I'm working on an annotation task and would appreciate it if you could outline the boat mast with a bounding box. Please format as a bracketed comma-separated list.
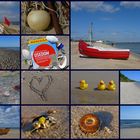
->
[90, 22, 93, 46]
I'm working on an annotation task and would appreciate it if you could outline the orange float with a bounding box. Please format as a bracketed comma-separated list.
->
[79, 114, 100, 133]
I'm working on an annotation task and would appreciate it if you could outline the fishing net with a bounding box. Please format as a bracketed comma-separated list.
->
[21, 1, 69, 33]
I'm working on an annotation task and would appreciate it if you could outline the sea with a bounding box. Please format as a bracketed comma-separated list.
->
[114, 42, 140, 55]
[0, 47, 19, 51]
[121, 120, 140, 129]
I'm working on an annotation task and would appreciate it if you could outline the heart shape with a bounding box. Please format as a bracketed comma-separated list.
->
[29, 75, 53, 101]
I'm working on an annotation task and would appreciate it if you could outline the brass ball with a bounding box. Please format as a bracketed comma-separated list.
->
[79, 114, 100, 133]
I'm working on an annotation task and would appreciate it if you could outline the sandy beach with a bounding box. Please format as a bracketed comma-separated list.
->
[22, 71, 69, 104]
[71, 71, 119, 104]
[22, 106, 69, 139]
[0, 71, 20, 104]
[71, 42, 140, 69]
[121, 128, 140, 138]
[21, 36, 69, 69]
[71, 106, 119, 139]
[121, 82, 140, 104]
[0, 129, 19, 139]
[0, 49, 20, 69]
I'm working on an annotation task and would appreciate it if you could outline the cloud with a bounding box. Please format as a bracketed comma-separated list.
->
[120, 1, 140, 8]
[71, 2, 120, 13]
[0, 2, 19, 7]
[0, 106, 20, 128]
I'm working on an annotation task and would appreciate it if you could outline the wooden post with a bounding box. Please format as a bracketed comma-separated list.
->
[47, 1, 63, 34]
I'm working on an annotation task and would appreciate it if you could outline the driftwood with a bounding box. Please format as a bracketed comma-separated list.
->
[47, 1, 63, 34]
[0, 128, 10, 135]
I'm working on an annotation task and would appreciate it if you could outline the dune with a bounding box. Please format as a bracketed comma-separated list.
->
[121, 82, 140, 104]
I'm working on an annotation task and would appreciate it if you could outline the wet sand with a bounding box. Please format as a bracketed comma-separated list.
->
[121, 128, 140, 138]
[71, 71, 119, 104]
[71, 106, 119, 139]
[22, 106, 69, 139]
[121, 82, 140, 104]
[71, 42, 140, 69]
[0, 129, 19, 139]
[22, 71, 69, 104]
[21, 36, 69, 69]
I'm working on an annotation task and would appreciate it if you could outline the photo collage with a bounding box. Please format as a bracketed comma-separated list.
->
[0, 1, 140, 139]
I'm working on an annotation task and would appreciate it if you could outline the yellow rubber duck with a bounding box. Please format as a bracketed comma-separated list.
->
[98, 80, 106, 90]
[80, 80, 88, 90]
[107, 80, 116, 91]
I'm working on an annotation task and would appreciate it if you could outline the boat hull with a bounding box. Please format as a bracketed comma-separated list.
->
[79, 40, 130, 59]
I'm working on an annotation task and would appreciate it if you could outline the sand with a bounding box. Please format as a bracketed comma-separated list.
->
[0, 129, 19, 139]
[22, 71, 69, 104]
[71, 106, 119, 139]
[71, 71, 119, 104]
[21, 106, 69, 139]
[21, 36, 69, 69]
[121, 128, 140, 138]
[71, 42, 140, 69]
[0, 23, 19, 34]
[0, 71, 20, 104]
[0, 49, 20, 69]
[121, 82, 140, 104]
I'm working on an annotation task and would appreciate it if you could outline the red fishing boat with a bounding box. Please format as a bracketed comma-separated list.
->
[79, 40, 130, 59]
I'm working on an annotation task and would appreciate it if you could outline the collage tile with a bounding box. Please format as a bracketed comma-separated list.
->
[0, 1, 139, 139]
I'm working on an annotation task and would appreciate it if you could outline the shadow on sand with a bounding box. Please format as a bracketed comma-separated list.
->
[94, 111, 113, 130]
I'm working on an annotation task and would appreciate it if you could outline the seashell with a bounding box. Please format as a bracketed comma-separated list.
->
[3, 91, 10, 97]
[46, 36, 59, 43]
[22, 49, 31, 59]
[79, 114, 100, 133]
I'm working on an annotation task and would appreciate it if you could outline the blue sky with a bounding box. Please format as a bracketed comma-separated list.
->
[71, 1, 140, 42]
[0, 106, 20, 128]
[121, 106, 140, 120]
[0, 1, 19, 22]
[121, 71, 140, 81]
[0, 36, 20, 48]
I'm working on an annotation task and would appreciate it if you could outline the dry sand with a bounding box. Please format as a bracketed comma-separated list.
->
[21, 106, 69, 139]
[71, 42, 140, 69]
[22, 71, 69, 104]
[121, 128, 140, 138]
[0, 129, 19, 139]
[21, 36, 69, 69]
[0, 49, 20, 69]
[0, 71, 20, 104]
[71, 106, 119, 139]
[121, 82, 140, 104]
[71, 71, 119, 104]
